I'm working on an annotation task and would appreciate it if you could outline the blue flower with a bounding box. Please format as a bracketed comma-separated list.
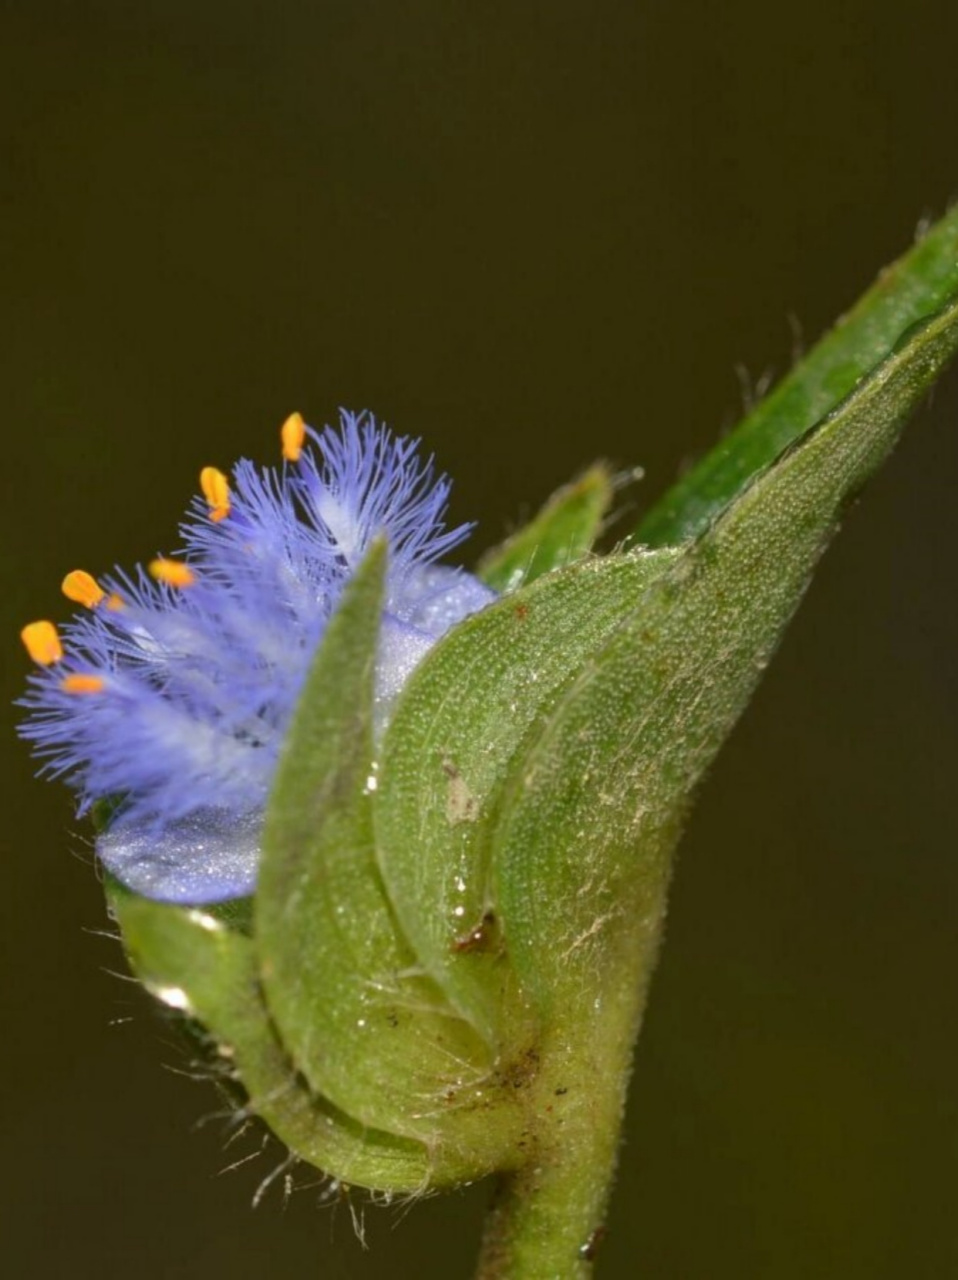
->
[18, 410, 495, 904]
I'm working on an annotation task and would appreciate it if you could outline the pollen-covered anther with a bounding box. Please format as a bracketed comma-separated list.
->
[21, 620, 64, 665]
[149, 558, 195, 588]
[200, 466, 231, 522]
[281, 411, 306, 463]
[105, 593, 125, 611]
[62, 569, 106, 609]
[61, 673, 106, 695]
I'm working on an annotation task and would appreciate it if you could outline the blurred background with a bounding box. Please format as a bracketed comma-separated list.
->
[2, 2, 957, 1276]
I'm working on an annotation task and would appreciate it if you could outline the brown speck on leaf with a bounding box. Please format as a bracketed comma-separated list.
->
[443, 755, 480, 823]
[495, 1046, 541, 1093]
[452, 910, 496, 953]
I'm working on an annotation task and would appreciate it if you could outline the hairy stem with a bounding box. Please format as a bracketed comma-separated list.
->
[473, 917, 664, 1279]
[473, 1095, 623, 1279]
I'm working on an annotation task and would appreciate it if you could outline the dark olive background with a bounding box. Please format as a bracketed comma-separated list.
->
[2, 3, 957, 1277]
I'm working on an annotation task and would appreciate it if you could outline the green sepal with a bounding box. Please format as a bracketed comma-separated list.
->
[255, 540, 527, 1172]
[90, 795, 125, 834]
[376, 546, 679, 1042]
[477, 463, 615, 592]
[108, 881, 431, 1192]
[636, 204, 958, 547]
[494, 295, 958, 1023]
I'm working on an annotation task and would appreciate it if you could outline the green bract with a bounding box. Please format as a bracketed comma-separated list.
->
[110, 207, 958, 1276]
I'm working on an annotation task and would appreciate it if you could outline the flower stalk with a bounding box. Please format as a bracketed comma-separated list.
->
[474, 914, 667, 1280]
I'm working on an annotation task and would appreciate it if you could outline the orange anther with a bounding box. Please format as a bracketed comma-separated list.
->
[281, 411, 306, 463]
[61, 673, 105, 695]
[149, 558, 195, 588]
[200, 465, 231, 522]
[21, 620, 63, 665]
[62, 570, 106, 609]
[105, 593, 125, 611]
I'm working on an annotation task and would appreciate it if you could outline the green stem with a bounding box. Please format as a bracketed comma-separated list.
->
[474, 923, 663, 1279]
[473, 1094, 623, 1280]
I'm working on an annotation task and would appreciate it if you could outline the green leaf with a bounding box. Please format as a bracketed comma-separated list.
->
[494, 296, 958, 1020]
[636, 204, 958, 547]
[110, 884, 430, 1191]
[255, 541, 521, 1170]
[376, 546, 680, 1042]
[477, 463, 615, 592]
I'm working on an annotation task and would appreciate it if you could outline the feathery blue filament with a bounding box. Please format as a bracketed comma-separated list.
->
[18, 411, 495, 903]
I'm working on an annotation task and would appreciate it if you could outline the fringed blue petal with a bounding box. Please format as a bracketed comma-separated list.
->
[18, 410, 495, 902]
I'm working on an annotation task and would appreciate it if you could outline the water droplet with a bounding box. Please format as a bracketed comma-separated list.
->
[579, 1225, 606, 1261]
[186, 909, 223, 932]
[153, 985, 191, 1012]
